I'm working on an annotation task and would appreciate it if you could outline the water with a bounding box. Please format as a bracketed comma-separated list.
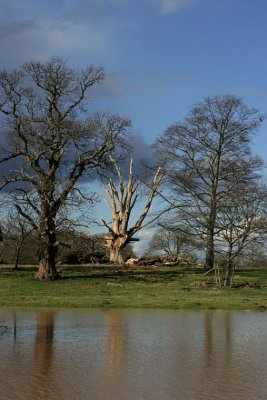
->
[0, 309, 266, 400]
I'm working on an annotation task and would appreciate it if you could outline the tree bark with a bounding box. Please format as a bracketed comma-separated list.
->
[13, 246, 22, 270]
[223, 259, 234, 287]
[107, 235, 127, 264]
[109, 247, 125, 264]
[36, 233, 59, 280]
[205, 227, 215, 270]
[36, 257, 59, 280]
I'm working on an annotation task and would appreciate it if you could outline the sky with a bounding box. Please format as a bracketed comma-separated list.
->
[1, 0, 267, 254]
[1, 0, 267, 148]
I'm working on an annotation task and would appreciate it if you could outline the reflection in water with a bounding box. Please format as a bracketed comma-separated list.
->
[204, 311, 232, 368]
[106, 311, 124, 377]
[204, 311, 213, 365]
[201, 312, 234, 399]
[32, 311, 55, 399]
[101, 311, 127, 400]
[224, 312, 232, 367]
[13, 310, 17, 341]
[35, 311, 54, 375]
[0, 309, 266, 400]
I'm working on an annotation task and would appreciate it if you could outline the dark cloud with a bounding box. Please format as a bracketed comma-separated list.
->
[78, 132, 157, 184]
[127, 133, 156, 174]
[104, 133, 158, 183]
[0, 130, 157, 190]
[0, 1, 118, 68]
[0, 20, 38, 40]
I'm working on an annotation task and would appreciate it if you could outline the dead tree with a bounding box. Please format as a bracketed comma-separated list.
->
[102, 157, 163, 263]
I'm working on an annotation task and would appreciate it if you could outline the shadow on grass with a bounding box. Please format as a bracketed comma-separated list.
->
[0, 268, 36, 280]
[0, 264, 206, 284]
[59, 265, 193, 283]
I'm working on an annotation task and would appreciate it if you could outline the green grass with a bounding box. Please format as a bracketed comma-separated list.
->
[0, 264, 267, 311]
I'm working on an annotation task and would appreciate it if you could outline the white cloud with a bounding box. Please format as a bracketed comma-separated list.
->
[0, 17, 116, 68]
[133, 229, 155, 256]
[149, 0, 200, 14]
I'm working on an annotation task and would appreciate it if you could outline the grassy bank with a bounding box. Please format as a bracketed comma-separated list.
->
[0, 265, 267, 311]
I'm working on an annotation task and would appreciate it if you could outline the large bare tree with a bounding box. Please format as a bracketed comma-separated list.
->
[102, 157, 163, 263]
[155, 95, 264, 269]
[0, 58, 130, 279]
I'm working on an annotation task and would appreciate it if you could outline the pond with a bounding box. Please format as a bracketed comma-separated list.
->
[0, 309, 266, 400]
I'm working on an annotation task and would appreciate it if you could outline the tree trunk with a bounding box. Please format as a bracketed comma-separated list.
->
[36, 258, 59, 280]
[223, 243, 235, 287]
[107, 235, 127, 264]
[109, 247, 125, 264]
[223, 259, 234, 287]
[205, 181, 218, 270]
[36, 236, 59, 280]
[205, 228, 214, 270]
[13, 245, 22, 270]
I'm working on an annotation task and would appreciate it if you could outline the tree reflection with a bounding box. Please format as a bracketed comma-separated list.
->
[204, 311, 232, 368]
[202, 310, 233, 396]
[32, 310, 56, 398]
[35, 311, 54, 373]
[106, 311, 125, 379]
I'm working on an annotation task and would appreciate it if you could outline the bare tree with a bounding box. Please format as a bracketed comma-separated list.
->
[155, 94, 264, 270]
[102, 157, 163, 263]
[216, 185, 267, 286]
[0, 58, 130, 279]
[57, 230, 108, 264]
[0, 210, 33, 269]
[146, 223, 203, 261]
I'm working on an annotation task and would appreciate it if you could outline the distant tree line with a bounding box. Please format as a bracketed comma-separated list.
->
[0, 228, 135, 267]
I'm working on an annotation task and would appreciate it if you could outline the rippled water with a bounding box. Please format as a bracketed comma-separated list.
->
[0, 309, 266, 400]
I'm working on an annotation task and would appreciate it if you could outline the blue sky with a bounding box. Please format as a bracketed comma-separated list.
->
[1, 0, 267, 253]
[0, 0, 266, 152]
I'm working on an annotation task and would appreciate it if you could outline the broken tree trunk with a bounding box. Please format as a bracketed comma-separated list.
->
[102, 157, 163, 264]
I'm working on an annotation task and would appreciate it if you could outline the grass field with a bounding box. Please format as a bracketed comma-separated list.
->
[0, 264, 267, 310]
